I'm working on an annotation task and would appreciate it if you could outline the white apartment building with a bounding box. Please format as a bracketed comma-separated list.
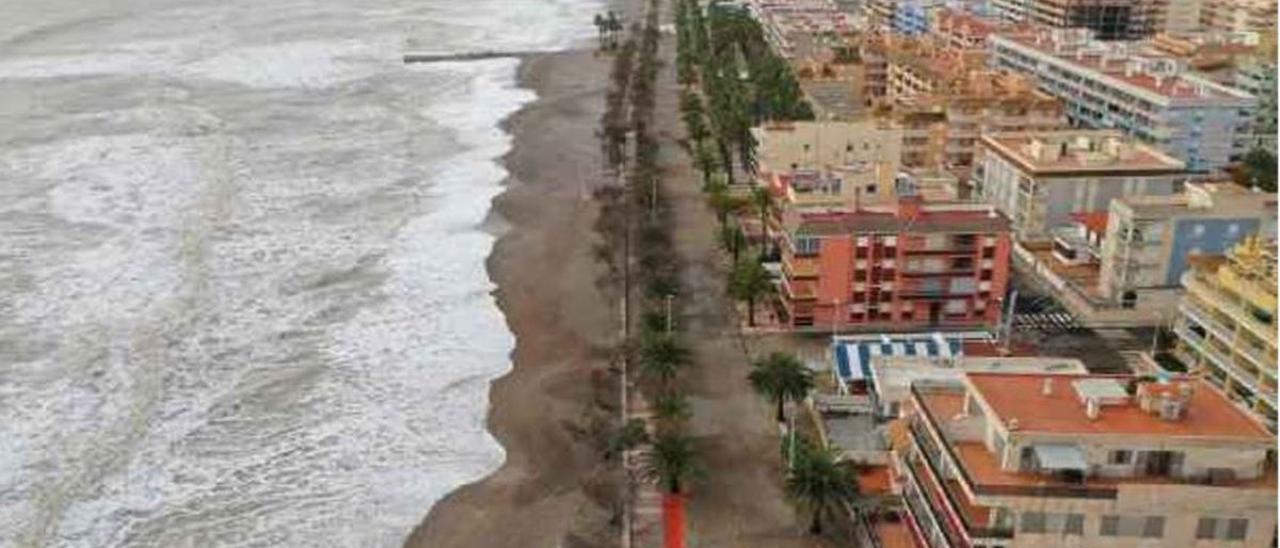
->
[978, 130, 1185, 239]
[989, 29, 1259, 172]
[896, 372, 1277, 548]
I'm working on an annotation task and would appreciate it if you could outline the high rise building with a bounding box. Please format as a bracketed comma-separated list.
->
[989, 0, 1163, 40]
[989, 28, 1259, 171]
[1172, 236, 1278, 430]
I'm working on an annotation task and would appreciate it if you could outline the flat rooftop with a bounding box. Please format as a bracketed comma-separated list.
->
[994, 31, 1255, 102]
[981, 131, 1186, 175]
[796, 208, 1010, 236]
[968, 373, 1274, 440]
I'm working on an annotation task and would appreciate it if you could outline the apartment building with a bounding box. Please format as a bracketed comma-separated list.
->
[779, 197, 1012, 330]
[989, 0, 1162, 40]
[1172, 236, 1277, 429]
[1096, 182, 1277, 304]
[895, 372, 1277, 548]
[1200, 0, 1278, 34]
[881, 72, 1066, 181]
[1149, 31, 1278, 154]
[989, 28, 1259, 172]
[753, 120, 904, 174]
[1161, 0, 1205, 33]
[978, 130, 1184, 239]
[935, 8, 1003, 49]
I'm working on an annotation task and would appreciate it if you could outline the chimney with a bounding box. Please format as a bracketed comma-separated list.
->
[1042, 377, 1054, 396]
[1085, 397, 1101, 421]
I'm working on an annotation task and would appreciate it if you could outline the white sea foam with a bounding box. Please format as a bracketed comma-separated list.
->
[0, 0, 600, 546]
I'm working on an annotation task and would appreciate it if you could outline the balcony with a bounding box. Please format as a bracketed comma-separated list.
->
[785, 256, 820, 279]
[1174, 324, 1277, 409]
[1184, 272, 1276, 346]
[906, 424, 1015, 543]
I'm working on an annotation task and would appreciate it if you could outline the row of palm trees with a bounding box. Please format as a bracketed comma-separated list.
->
[675, 2, 865, 539]
[591, 4, 703, 546]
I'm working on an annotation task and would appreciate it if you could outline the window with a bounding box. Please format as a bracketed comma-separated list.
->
[1064, 514, 1085, 535]
[1021, 512, 1047, 534]
[1100, 516, 1120, 536]
[1197, 517, 1250, 540]
[1197, 518, 1217, 540]
[1227, 518, 1249, 541]
[866, 184, 878, 195]
[1108, 450, 1133, 465]
[1142, 516, 1165, 538]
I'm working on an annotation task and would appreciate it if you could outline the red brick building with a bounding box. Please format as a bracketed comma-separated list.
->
[780, 198, 1013, 331]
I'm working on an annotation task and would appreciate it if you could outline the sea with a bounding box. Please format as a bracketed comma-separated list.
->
[0, 0, 599, 546]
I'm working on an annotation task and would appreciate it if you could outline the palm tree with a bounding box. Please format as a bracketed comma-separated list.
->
[639, 332, 692, 386]
[751, 185, 775, 260]
[593, 14, 606, 48]
[606, 418, 650, 460]
[643, 431, 699, 494]
[787, 440, 860, 536]
[718, 220, 746, 264]
[652, 391, 692, 425]
[644, 431, 699, 548]
[693, 140, 718, 188]
[748, 352, 814, 423]
[727, 258, 774, 327]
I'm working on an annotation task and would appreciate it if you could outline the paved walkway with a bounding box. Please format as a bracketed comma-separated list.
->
[650, 28, 836, 548]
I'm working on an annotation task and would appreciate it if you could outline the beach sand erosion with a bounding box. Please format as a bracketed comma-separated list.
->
[404, 46, 623, 548]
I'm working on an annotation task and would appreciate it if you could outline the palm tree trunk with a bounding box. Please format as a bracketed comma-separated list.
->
[775, 397, 785, 423]
[717, 140, 735, 185]
[747, 294, 756, 327]
[759, 209, 769, 261]
[809, 510, 822, 535]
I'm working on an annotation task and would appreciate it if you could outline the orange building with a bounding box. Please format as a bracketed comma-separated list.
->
[780, 198, 1013, 331]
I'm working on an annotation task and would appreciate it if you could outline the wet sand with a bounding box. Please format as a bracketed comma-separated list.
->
[404, 47, 622, 548]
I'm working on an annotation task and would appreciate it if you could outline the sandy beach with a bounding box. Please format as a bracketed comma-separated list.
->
[403, 46, 623, 548]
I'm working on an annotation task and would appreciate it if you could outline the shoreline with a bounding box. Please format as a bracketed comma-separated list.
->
[404, 44, 622, 547]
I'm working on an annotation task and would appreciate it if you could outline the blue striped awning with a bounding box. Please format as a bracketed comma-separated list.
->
[834, 334, 965, 392]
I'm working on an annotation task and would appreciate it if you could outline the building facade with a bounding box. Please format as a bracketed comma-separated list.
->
[779, 198, 1012, 330]
[1200, 0, 1278, 34]
[978, 130, 1185, 239]
[753, 120, 904, 174]
[895, 372, 1277, 548]
[1097, 182, 1277, 303]
[1172, 236, 1277, 430]
[990, 0, 1163, 40]
[989, 29, 1259, 172]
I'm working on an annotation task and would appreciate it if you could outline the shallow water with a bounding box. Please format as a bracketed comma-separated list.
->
[0, 0, 597, 545]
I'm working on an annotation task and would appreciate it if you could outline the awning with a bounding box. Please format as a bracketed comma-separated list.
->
[1033, 445, 1088, 471]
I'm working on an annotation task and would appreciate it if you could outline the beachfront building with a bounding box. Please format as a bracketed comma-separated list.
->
[1172, 236, 1278, 430]
[989, 28, 1259, 172]
[895, 372, 1278, 548]
[779, 197, 1012, 331]
[988, 0, 1163, 40]
[753, 120, 904, 174]
[977, 130, 1184, 240]
[750, 0, 854, 60]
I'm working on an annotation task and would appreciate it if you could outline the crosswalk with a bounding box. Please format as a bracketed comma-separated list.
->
[1012, 311, 1084, 332]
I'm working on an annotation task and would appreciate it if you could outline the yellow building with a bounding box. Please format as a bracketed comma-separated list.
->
[1173, 236, 1277, 429]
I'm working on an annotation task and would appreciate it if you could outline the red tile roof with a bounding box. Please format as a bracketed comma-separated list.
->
[967, 373, 1273, 440]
